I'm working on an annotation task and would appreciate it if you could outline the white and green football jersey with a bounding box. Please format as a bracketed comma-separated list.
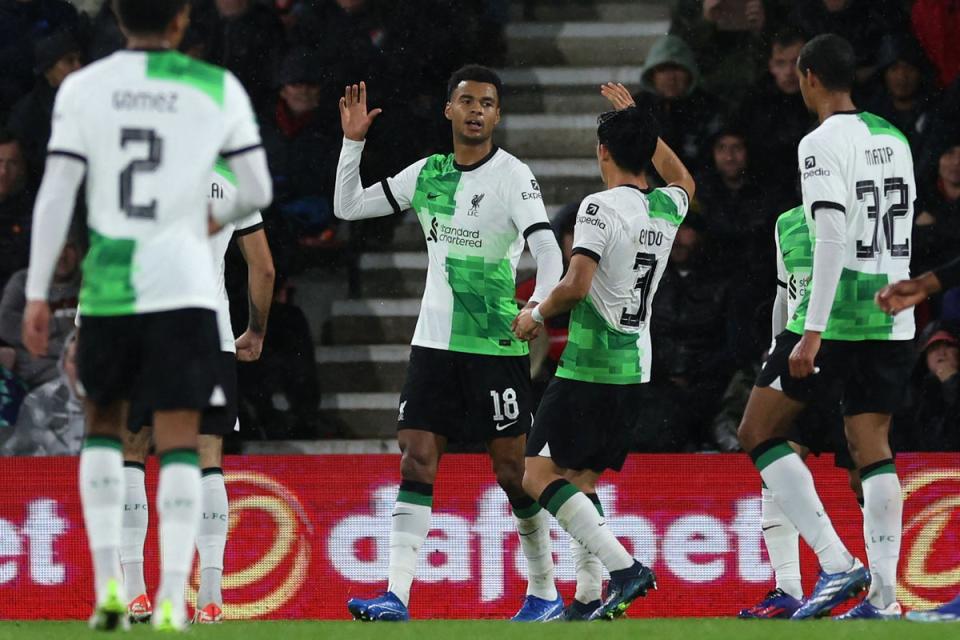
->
[556, 185, 689, 385]
[47, 49, 261, 317]
[383, 147, 552, 356]
[775, 205, 813, 323]
[209, 160, 263, 353]
[787, 111, 915, 341]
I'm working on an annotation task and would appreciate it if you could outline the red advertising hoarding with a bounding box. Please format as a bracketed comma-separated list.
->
[0, 454, 957, 619]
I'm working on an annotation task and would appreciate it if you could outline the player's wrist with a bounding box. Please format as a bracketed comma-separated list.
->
[530, 305, 545, 325]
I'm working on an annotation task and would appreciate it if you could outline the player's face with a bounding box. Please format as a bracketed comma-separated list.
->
[884, 60, 920, 101]
[0, 142, 26, 199]
[445, 81, 500, 145]
[940, 146, 960, 186]
[769, 41, 803, 94]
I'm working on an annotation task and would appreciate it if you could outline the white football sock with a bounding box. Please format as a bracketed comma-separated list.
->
[155, 452, 201, 613]
[550, 487, 633, 572]
[197, 470, 228, 608]
[762, 487, 802, 599]
[120, 464, 149, 599]
[756, 444, 853, 574]
[571, 538, 603, 603]
[861, 465, 902, 608]
[387, 492, 432, 607]
[80, 440, 125, 604]
[513, 506, 557, 601]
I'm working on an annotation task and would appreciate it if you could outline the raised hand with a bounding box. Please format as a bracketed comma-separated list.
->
[600, 82, 636, 111]
[339, 81, 383, 142]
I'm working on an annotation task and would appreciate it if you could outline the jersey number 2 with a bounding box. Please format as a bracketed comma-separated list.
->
[119, 128, 163, 220]
[620, 252, 657, 328]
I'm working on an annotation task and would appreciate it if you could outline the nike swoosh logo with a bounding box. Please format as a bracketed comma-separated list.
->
[427, 193, 440, 200]
[495, 420, 518, 431]
[762, 525, 781, 531]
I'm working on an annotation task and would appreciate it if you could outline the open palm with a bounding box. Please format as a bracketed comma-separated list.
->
[339, 81, 382, 142]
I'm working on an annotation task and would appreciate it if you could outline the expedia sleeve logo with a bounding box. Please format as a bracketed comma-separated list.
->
[585, 203, 599, 216]
[521, 179, 542, 200]
[805, 156, 816, 169]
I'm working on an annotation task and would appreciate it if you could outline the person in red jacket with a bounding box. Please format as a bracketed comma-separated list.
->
[912, 0, 960, 88]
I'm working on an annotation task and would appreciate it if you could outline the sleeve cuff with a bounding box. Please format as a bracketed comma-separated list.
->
[235, 221, 264, 237]
[523, 222, 553, 239]
[571, 247, 601, 263]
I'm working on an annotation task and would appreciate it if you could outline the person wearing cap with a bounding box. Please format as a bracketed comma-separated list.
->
[259, 47, 339, 241]
[893, 325, 960, 450]
[863, 33, 937, 155]
[7, 28, 82, 175]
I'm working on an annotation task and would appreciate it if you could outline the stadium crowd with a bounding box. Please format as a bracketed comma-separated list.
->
[0, 0, 958, 454]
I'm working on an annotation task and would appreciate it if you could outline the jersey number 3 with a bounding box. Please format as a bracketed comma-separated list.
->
[620, 252, 657, 328]
[119, 128, 163, 220]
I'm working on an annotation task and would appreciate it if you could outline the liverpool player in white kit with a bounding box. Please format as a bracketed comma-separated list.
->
[336, 67, 564, 622]
[21, 0, 271, 631]
[738, 34, 916, 620]
[515, 96, 694, 620]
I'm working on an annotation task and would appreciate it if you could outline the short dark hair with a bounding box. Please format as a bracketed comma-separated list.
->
[447, 65, 503, 102]
[797, 34, 856, 92]
[597, 107, 660, 175]
[0, 128, 22, 148]
[771, 27, 806, 52]
[112, 0, 188, 35]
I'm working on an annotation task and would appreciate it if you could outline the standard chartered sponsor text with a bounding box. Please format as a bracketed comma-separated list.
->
[437, 223, 483, 248]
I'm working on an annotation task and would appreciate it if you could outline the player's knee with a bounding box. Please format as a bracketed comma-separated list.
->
[493, 460, 524, 495]
[399, 447, 437, 484]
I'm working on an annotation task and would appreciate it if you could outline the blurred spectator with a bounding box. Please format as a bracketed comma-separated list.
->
[670, 0, 783, 109]
[790, 0, 909, 81]
[697, 129, 782, 298]
[635, 224, 734, 451]
[0, 349, 27, 431]
[8, 29, 83, 174]
[911, 0, 960, 89]
[0, 130, 33, 288]
[862, 34, 937, 156]
[0, 241, 80, 389]
[913, 133, 960, 276]
[206, 0, 286, 111]
[86, 1, 123, 61]
[896, 326, 960, 451]
[261, 48, 339, 242]
[1, 331, 83, 456]
[736, 29, 814, 189]
[0, 0, 80, 118]
[634, 35, 723, 170]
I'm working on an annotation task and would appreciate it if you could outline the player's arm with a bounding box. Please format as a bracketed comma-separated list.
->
[215, 74, 273, 226]
[23, 154, 85, 357]
[234, 223, 275, 362]
[599, 83, 695, 200]
[789, 138, 846, 378]
[514, 197, 604, 340]
[334, 81, 410, 221]
[771, 227, 789, 341]
[876, 257, 957, 315]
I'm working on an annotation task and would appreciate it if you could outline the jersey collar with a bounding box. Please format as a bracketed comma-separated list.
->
[453, 145, 499, 172]
[618, 183, 654, 194]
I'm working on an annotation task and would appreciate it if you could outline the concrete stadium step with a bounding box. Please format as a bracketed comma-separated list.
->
[316, 344, 410, 393]
[505, 21, 668, 67]
[528, 158, 602, 205]
[498, 113, 597, 158]
[509, 0, 670, 23]
[501, 66, 645, 114]
[323, 298, 419, 345]
[320, 392, 399, 438]
[358, 252, 428, 298]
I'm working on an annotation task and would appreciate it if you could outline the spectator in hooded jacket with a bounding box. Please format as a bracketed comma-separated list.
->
[896, 325, 960, 452]
[0, 130, 33, 289]
[633, 35, 723, 171]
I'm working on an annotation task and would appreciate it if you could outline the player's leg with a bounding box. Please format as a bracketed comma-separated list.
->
[194, 351, 239, 624]
[120, 423, 153, 622]
[834, 341, 913, 620]
[488, 435, 561, 620]
[563, 469, 604, 620]
[523, 379, 653, 620]
[81, 399, 130, 630]
[841, 412, 901, 617]
[194, 434, 227, 623]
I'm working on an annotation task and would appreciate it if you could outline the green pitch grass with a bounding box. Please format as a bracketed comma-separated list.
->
[1, 620, 958, 640]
